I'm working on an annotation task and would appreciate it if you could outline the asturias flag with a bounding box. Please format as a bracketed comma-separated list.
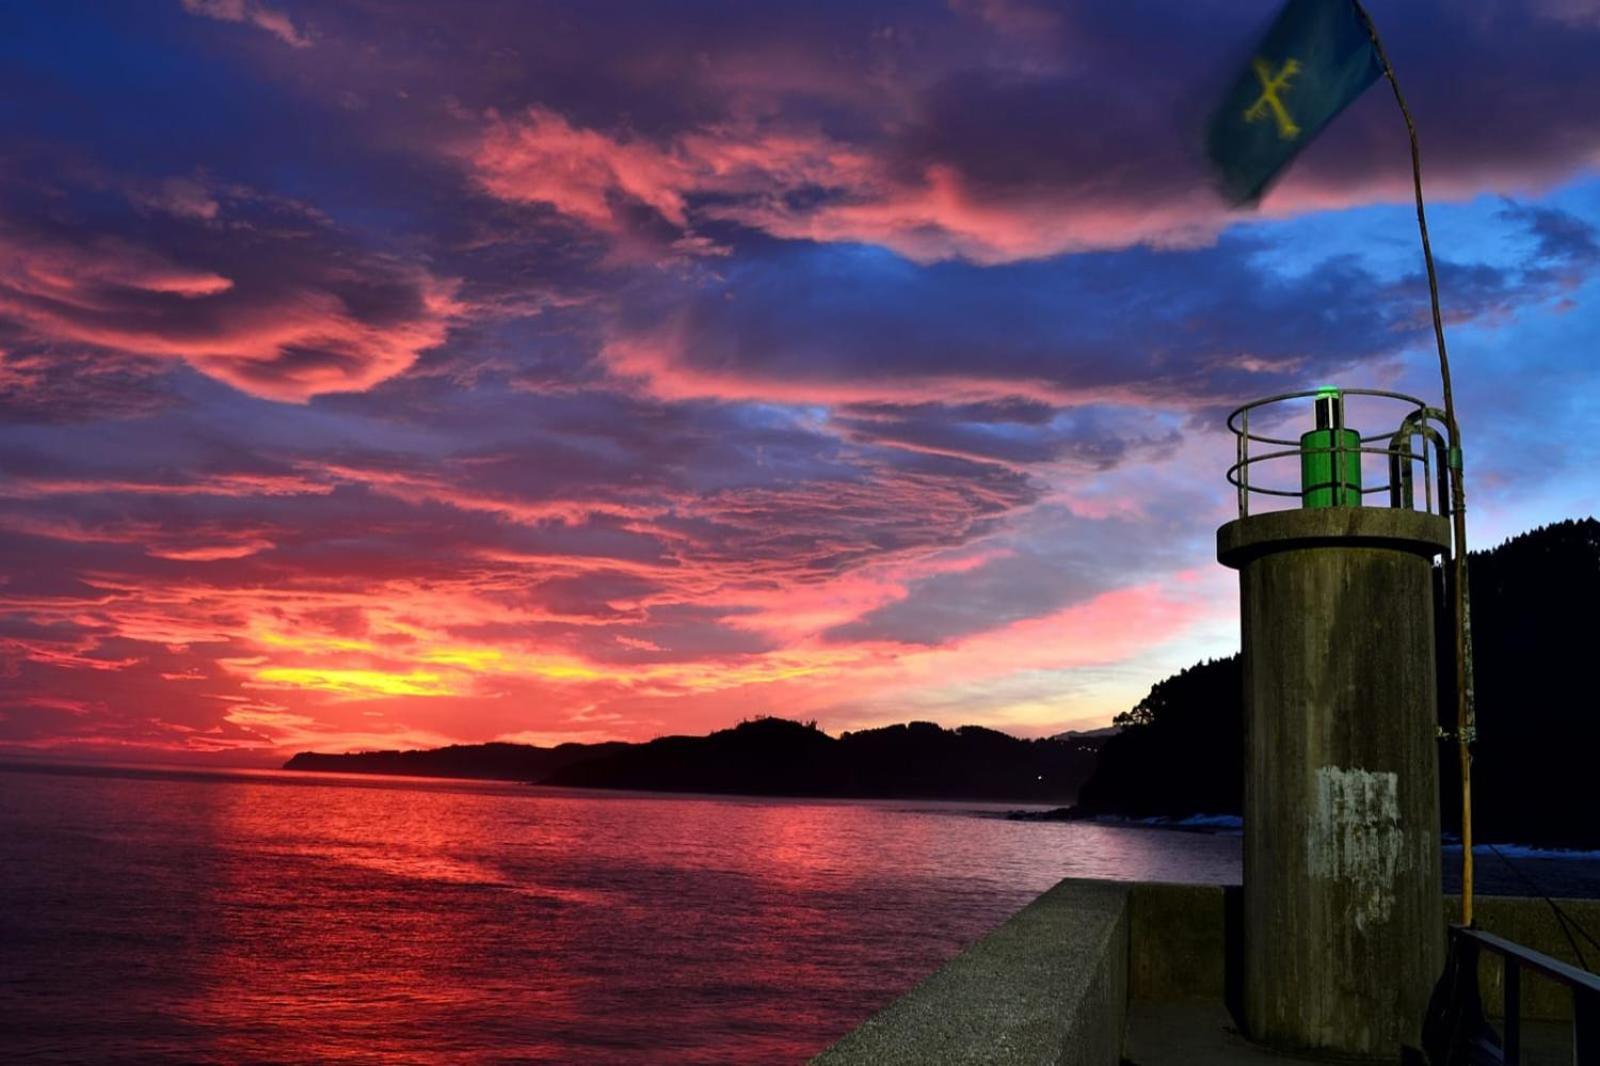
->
[1206, 0, 1383, 205]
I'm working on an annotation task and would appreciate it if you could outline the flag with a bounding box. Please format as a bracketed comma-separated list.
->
[1205, 0, 1383, 206]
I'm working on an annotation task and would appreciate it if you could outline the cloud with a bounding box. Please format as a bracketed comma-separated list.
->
[463, 103, 1214, 264]
[0, 369, 1066, 755]
[0, 346, 176, 423]
[441, 1, 1600, 264]
[1535, 0, 1600, 26]
[830, 401, 1182, 469]
[599, 240, 1390, 408]
[1499, 202, 1600, 291]
[470, 107, 698, 230]
[602, 198, 1600, 412]
[128, 176, 224, 221]
[465, 108, 883, 248]
[0, 175, 460, 401]
[820, 499, 1199, 646]
[180, 0, 310, 48]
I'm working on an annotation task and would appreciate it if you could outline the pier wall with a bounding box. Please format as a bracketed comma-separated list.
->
[811, 879, 1129, 1066]
[812, 878, 1600, 1063]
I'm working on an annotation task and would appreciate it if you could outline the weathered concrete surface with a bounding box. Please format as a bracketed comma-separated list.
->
[1220, 508, 1449, 1056]
[1124, 999, 1574, 1066]
[1126, 882, 1237, 1004]
[1125, 998, 1340, 1064]
[1127, 883, 1599, 1022]
[1217, 507, 1451, 569]
[811, 879, 1130, 1066]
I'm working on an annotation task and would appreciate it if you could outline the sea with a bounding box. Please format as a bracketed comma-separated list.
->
[3, 761, 1596, 1064]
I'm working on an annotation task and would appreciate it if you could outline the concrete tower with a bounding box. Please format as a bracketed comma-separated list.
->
[1218, 388, 1448, 1056]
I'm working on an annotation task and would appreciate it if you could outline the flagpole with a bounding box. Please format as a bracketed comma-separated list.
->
[1352, 0, 1477, 929]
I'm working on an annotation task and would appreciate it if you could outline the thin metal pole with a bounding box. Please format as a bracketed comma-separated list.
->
[1241, 407, 1251, 516]
[1504, 961, 1521, 1065]
[1353, 1, 1477, 927]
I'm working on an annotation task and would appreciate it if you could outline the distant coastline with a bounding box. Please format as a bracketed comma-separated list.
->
[285, 716, 1109, 804]
[1005, 807, 1242, 832]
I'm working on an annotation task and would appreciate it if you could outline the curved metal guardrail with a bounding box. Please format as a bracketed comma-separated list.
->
[1225, 387, 1455, 519]
[1438, 925, 1599, 1064]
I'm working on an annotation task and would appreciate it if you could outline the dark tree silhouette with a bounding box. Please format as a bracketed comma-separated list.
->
[1072, 657, 1242, 819]
[545, 717, 1103, 802]
[1074, 517, 1600, 848]
[1438, 517, 1600, 847]
[288, 715, 1107, 803]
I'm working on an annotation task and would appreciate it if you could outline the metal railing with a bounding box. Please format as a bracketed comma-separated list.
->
[1450, 925, 1600, 1064]
[1225, 387, 1455, 519]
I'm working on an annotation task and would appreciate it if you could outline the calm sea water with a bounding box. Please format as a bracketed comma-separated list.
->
[1, 761, 1243, 1064]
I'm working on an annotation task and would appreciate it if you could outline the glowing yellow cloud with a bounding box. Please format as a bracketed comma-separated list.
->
[252, 667, 456, 698]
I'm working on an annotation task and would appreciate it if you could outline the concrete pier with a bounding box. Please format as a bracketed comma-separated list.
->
[1217, 507, 1451, 1056]
[812, 879, 1594, 1064]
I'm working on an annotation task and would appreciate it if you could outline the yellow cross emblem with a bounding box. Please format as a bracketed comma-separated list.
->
[1244, 57, 1302, 140]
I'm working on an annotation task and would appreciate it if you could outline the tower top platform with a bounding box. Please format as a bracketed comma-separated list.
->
[1217, 506, 1450, 569]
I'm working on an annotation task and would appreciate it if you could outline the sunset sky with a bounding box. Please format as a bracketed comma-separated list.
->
[2, 0, 1598, 763]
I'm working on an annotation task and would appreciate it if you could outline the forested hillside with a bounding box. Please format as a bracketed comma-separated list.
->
[1074, 518, 1600, 848]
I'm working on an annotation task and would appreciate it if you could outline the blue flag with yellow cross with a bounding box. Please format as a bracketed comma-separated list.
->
[1206, 0, 1383, 205]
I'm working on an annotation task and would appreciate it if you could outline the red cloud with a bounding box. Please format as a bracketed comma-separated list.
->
[0, 417, 1055, 757]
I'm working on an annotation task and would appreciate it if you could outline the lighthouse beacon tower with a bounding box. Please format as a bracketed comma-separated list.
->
[1218, 387, 1450, 1056]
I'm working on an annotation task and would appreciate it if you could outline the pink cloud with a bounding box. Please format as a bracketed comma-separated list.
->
[498, 107, 1579, 267]
[0, 472, 334, 499]
[599, 331, 1135, 408]
[456, 9, 1600, 268]
[460, 107, 1260, 265]
[180, 0, 310, 48]
[305, 459, 663, 527]
[948, 0, 1063, 36]
[128, 176, 224, 221]
[714, 162, 1222, 264]
[471, 107, 697, 230]
[146, 539, 277, 561]
[0, 236, 233, 300]
[0, 214, 461, 402]
[467, 108, 894, 260]
[0, 512, 277, 562]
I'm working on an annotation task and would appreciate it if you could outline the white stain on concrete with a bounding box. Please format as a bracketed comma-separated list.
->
[1308, 766, 1409, 932]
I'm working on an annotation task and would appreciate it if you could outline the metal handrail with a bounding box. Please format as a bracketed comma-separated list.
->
[1226, 387, 1432, 443]
[1225, 387, 1453, 518]
[1450, 924, 1599, 1064]
[1226, 443, 1429, 496]
[1391, 412, 1450, 515]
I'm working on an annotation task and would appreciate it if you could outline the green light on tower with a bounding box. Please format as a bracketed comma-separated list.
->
[1300, 387, 1361, 507]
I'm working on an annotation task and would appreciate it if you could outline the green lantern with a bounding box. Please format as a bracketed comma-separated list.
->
[1300, 386, 1361, 507]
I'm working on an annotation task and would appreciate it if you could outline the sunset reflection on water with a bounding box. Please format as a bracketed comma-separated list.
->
[1, 764, 1240, 1063]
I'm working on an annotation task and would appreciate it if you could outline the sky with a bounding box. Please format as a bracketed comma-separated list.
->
[2, 0, 1598, 764]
